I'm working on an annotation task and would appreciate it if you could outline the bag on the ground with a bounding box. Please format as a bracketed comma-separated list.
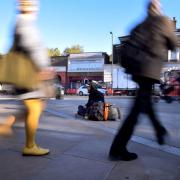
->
[104, 102, 110, 121]
[108, 106, 121, 121]
[77, 105, 87, 116]
[87, 102, 120, 121]
[0, 52, 39, 89]
[88, 102, 104, 121]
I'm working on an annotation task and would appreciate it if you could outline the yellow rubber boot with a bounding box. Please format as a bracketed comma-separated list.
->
[0, 115, 15, 136]
[23, 99, 49, 156]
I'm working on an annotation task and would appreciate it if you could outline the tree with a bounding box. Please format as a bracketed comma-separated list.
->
[48, 48, 61, 57]
[63, 45, 84, 55]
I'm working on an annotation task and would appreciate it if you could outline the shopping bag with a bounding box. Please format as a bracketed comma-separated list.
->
[0, 52, 39, 89]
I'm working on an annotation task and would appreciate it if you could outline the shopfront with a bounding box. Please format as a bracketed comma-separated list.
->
[67, 53, 107, 88]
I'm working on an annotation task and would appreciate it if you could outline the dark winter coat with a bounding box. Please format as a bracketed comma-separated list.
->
[86, 89, 104, 108]
[126, 15, 177, 81]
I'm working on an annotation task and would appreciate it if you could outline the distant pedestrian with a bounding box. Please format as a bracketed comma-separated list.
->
[109, 0, 177, 161]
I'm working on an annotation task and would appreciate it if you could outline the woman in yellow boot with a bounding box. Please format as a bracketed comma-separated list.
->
[22, 99, 49, 155]
[11, 0, 53, 156]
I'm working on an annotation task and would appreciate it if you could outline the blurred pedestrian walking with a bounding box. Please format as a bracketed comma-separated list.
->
[109, 0, 177, 161]
[0, 0, 54, 156]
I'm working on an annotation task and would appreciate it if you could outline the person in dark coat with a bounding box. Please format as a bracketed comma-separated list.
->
[86, 81, 105, 108]
[77, 81, 104, 117]
[109, 0, 177, 161]
[85, 81, 105, 120]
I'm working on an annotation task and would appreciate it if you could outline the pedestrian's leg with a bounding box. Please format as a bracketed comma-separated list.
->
[22, 99, 49, 156]
[109, 89, 143, 161]
[109, 113, 139, 160]
[146, 93, 168, 144]
[0, 115, 15, 136]
[138, 80, 167, 144]
[141, 80, 168, 145]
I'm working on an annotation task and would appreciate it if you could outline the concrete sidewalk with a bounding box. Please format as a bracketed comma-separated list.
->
[0, 111, 180, 180]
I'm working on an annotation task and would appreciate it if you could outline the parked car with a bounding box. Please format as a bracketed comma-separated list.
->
[77, 85, 107, 96]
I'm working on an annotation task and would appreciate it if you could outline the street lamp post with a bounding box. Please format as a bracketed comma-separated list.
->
[110, 32, 114, 90]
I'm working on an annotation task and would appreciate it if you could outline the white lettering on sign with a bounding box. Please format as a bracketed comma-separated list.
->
[68, 59, 104, 72]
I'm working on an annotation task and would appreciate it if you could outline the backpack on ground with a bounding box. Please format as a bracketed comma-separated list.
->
[108, 105, 121, 121]
[87, 102, 121, 121]
[77, 105, 87, 116]
[87, 102, 104, 121]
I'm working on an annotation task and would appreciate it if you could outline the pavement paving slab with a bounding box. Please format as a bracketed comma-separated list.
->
[0, 124, 180, 180]
[0, 100, 180, 180]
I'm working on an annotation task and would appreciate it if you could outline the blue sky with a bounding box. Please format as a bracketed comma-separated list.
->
[0, 0, 180, 54]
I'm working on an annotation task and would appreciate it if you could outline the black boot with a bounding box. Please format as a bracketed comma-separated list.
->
[109, 149, 138, 161]
[156, 127, 168, 145]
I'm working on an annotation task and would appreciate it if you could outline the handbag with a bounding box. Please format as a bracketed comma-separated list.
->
[0, 51, 39, 89]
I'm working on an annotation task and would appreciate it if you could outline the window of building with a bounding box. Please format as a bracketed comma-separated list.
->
[168, 48, 180, 61]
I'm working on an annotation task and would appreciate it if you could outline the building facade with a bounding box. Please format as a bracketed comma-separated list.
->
[51, 56, 68, 86]
[67, 52, 110, 88]
[51, 52, 110, 89]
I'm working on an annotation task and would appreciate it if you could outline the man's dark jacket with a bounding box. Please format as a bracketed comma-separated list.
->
[125, 15, 177, 81]
[86, 90, 104, 108]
